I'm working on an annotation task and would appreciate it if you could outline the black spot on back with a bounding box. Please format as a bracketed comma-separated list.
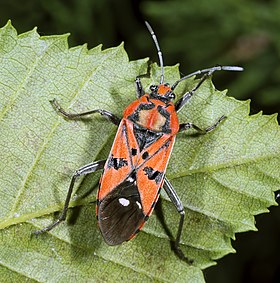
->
[128, 102, 155, 124]
[133, 124, 162, 152]
[157, 105, 171, 133]
[142, 151, 149, 159]
[107, 154, 128, 170]
[143, 166, 163, 184]
[131, 148, 137, 156]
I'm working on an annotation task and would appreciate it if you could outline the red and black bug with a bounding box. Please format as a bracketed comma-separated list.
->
[35, 22, 243, 261]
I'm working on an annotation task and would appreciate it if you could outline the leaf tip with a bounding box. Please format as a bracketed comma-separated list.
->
[271, 112, 279, 124]
[2, 20, 14, 31]
[6, 19, 12, 26]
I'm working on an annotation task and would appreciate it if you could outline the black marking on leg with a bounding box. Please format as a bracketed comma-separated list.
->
[107, 154, 128, 170]
[143, 166, 163, 184]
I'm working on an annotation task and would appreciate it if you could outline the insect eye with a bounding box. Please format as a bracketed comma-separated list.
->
[150, 85, 158, 92]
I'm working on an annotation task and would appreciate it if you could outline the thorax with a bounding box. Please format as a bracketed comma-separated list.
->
[123, 94, 179, 135]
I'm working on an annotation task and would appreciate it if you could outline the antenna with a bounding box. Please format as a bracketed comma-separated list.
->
[145, 21, 164, 84]
[171, 65, 244, 90]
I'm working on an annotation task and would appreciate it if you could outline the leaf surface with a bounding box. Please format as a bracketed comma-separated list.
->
[0, 21, 279, 282]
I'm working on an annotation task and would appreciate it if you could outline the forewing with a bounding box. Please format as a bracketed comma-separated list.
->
[98, 119, 137, 201]
[137, 135, 176, 215]
[97, 118, 175, 244]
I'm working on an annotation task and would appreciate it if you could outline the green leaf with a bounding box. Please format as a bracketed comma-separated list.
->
[0, 21, 279, 282]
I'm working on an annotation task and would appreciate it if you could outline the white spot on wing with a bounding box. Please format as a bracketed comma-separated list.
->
[127, 176, 134, 182]
[136, 201, 142, 209]
[119, 198, 130, 206]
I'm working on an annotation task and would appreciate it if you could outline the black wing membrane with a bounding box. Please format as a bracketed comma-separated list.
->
[98, 171, 145, 245]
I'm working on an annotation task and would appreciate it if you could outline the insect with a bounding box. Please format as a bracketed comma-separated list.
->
[34, 21, 243, 261]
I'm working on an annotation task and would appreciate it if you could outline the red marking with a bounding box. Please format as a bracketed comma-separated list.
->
[157, 84, 171, 95]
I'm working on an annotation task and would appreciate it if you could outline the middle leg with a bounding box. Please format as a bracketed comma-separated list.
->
[179, 115, 226, 134]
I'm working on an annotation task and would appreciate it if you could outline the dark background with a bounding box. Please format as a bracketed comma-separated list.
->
[1, 0, 279, 282]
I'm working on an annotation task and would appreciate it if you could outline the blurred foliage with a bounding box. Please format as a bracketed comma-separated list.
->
[0, 0, 279, 282]
[0, 0, 280, 118]
[143, 0, 280, 119]
[1, 0, 280, 118]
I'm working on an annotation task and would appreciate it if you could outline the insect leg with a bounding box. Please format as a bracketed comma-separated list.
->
[174, 65, 243, 112]
[33, 159, 106, 235]
[179, 115, 226, 134]
[135, 76, 145, 98]
[163, 177, 193, 263]
[50, 99, 121, 125]
[135, 61, 154, 98]
[175, 73, 210, 112]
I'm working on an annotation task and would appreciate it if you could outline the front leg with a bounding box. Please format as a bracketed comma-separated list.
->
[135, 64, 153, 98]
[135, 76, 145, 98]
